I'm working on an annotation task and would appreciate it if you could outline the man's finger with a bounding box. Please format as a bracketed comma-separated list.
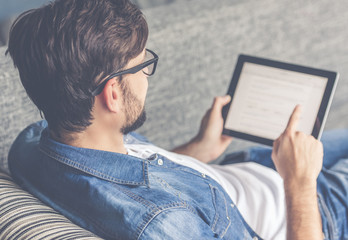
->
[285, 105, 302, 133]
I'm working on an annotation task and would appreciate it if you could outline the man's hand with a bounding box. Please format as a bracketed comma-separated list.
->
[272, 105, 323, 186]
[172, 95, 233, 163]
[272, 105, 324, 240]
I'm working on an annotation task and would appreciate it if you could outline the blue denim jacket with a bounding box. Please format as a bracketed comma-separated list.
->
[9, 121, 261, 240]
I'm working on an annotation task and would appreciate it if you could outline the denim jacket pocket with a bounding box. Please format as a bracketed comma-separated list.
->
[209, 184, 231, 238]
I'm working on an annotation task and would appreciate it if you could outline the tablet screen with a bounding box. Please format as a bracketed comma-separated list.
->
[225, 62, 328, 139]
[223, 55, 338, 146]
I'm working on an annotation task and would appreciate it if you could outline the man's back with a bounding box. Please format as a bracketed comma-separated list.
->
[9, 121, 259, 239]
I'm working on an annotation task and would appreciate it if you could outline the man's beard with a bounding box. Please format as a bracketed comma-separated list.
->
[121, 108, 146, 135]
[120, 82, 147, 135]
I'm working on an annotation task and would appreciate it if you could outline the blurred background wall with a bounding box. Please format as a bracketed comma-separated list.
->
[0, 0, 174, 46]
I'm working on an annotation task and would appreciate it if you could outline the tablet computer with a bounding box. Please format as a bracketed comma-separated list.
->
[222, 54, 339, 146]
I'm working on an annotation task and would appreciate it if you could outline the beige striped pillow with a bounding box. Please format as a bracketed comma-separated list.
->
[0, 171, 102, 240]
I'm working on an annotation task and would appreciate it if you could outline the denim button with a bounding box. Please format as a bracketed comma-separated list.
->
[201, 173, 206, 178]
[227, 216, 230, 220]
[158, 159, 163, 165]
[230, 203, 234, 208]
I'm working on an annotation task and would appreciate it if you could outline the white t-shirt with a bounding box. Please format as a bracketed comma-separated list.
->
[125, 143, 286, 240]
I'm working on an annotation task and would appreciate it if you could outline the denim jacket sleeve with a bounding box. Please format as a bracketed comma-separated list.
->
[138, 209, 218, 240]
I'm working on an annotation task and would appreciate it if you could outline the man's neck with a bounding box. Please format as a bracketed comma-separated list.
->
[50, 127, 127, 155]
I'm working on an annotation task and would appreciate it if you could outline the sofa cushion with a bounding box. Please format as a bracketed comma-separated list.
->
[0, 171, 102, 239]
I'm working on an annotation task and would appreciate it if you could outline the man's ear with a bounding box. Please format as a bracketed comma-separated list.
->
[101, 78, 122, 113]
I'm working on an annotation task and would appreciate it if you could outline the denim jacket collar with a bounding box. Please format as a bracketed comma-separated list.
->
[39, 128, 149, 186]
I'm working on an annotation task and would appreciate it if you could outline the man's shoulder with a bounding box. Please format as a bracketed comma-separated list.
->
[11, 120, 47, 146]
[8, 120, 47, 170]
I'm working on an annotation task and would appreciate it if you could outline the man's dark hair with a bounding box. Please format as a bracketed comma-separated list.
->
[6, 0, 148, 134]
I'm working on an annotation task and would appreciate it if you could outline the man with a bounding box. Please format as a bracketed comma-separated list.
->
[6, 0, 348, 239]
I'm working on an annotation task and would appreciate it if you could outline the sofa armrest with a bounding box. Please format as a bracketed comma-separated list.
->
[0, 171, 102, 240]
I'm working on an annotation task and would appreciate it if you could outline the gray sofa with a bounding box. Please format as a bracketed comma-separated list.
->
[1, 0, 348, 238]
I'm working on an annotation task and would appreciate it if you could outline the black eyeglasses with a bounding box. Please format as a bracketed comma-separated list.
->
[91, 49, 159, 96]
